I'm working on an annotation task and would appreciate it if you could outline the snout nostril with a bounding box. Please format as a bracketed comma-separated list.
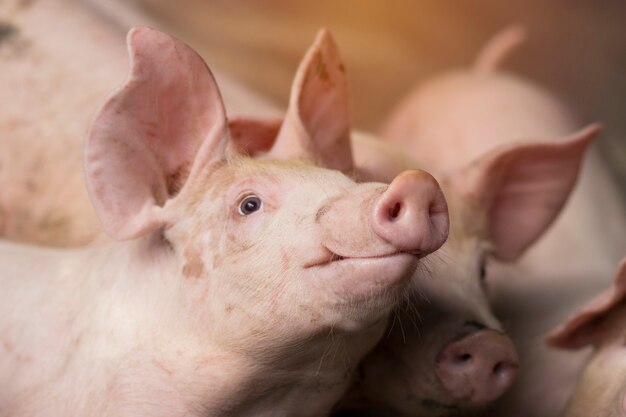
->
[455, 353, 472, 364]
[493, 362, 504, 375]
[493, 361, 514, 377]
[388, 202, 402, 220]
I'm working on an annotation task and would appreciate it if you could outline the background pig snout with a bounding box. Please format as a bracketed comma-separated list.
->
[435, 330, 519, 404]
[371, 170, 448, 256]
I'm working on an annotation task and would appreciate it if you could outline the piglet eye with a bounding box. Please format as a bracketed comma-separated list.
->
[238, 195, 262, 216]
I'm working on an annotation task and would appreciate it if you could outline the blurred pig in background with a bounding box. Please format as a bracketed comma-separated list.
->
[376, 26, 626, 417]
[344, 121, 597, 417]
[548, 258, 626, 417]
[0, 0, 280, 246]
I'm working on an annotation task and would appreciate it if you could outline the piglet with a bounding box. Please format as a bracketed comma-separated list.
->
[342, 25, 624, 417]
[340, 123, 597, 417]
[0, 27, 449, 417]
[547, 258, 626, 417]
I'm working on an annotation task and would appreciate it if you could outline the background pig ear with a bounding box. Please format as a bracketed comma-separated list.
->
[450, 124, 600, 261]
[269, 28, 354, 173]
[474, 24, 527, 73]
[228, 116, 282, 157]
[85, 26, 228, 240]
[547, 258, 626, 349]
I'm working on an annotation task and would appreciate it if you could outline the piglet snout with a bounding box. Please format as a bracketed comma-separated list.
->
[371, 170, 448, 256]
[435, 330, 519, 404]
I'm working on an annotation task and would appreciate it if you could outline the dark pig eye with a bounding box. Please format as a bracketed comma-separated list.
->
[238, 195, 262, 215]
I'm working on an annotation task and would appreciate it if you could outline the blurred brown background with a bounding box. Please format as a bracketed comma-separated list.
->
[121, 0, 626, 193]
[5, 0, 622, 191]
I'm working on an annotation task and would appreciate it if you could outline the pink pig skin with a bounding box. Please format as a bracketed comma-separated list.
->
[380, 26, 626, 417]
[0, 25, 449, 417]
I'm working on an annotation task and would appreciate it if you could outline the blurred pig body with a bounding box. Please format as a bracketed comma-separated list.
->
[0, 0, 126, 245]
[0, 0, 278, 246]
[0, 27, 450, 417]
[381, 26, 626, 417]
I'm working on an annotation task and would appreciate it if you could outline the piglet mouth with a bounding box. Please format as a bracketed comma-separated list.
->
[304, 247, 415, 268]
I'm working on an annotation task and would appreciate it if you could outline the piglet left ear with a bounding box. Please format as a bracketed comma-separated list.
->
[547, 258, 626, 349]
[450, 124, 600, 261]
[86, 27, 228, 240]
[269, 29, 354, 173]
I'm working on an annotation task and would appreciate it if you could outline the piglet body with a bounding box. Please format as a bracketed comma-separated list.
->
[0, 27, 450, 417]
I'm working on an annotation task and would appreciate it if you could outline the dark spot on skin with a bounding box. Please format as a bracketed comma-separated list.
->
[225, 304, 234, 313]
[25, 179, 38, 193]
[0, 23, 17, 44]
[0, 23, 30, 58]
[338, 62, 346, 73]
[37, 215, 70, 234]
[314, 51, 330, 82]
[315, 204, 331, 223]
[18, 0, 37, 9]
[71, 335, 82, 349]
[182, 246, 205, 279]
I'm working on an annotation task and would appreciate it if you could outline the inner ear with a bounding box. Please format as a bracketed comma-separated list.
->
[228, 117, 282, 157]
[269, 29, 354, 173]
[85, 27, 229, 240]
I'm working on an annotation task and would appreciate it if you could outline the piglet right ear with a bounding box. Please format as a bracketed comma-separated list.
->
[547, 258, 626, 349]
[85, 27, 228, 240]
[269, 29, 354, 173]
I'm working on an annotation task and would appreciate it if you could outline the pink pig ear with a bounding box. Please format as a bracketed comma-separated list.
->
[450, 124, 600, 261]
[269, 28, 354, 173]
[85, 27, 228, 240]
[547, 258, 626, 349]
[228, 116, 282, 157]
[474, 25, 527, 73]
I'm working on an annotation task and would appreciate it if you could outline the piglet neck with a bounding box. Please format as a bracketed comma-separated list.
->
[85, 238, 385, 416]
[201, 331, 375, 417]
